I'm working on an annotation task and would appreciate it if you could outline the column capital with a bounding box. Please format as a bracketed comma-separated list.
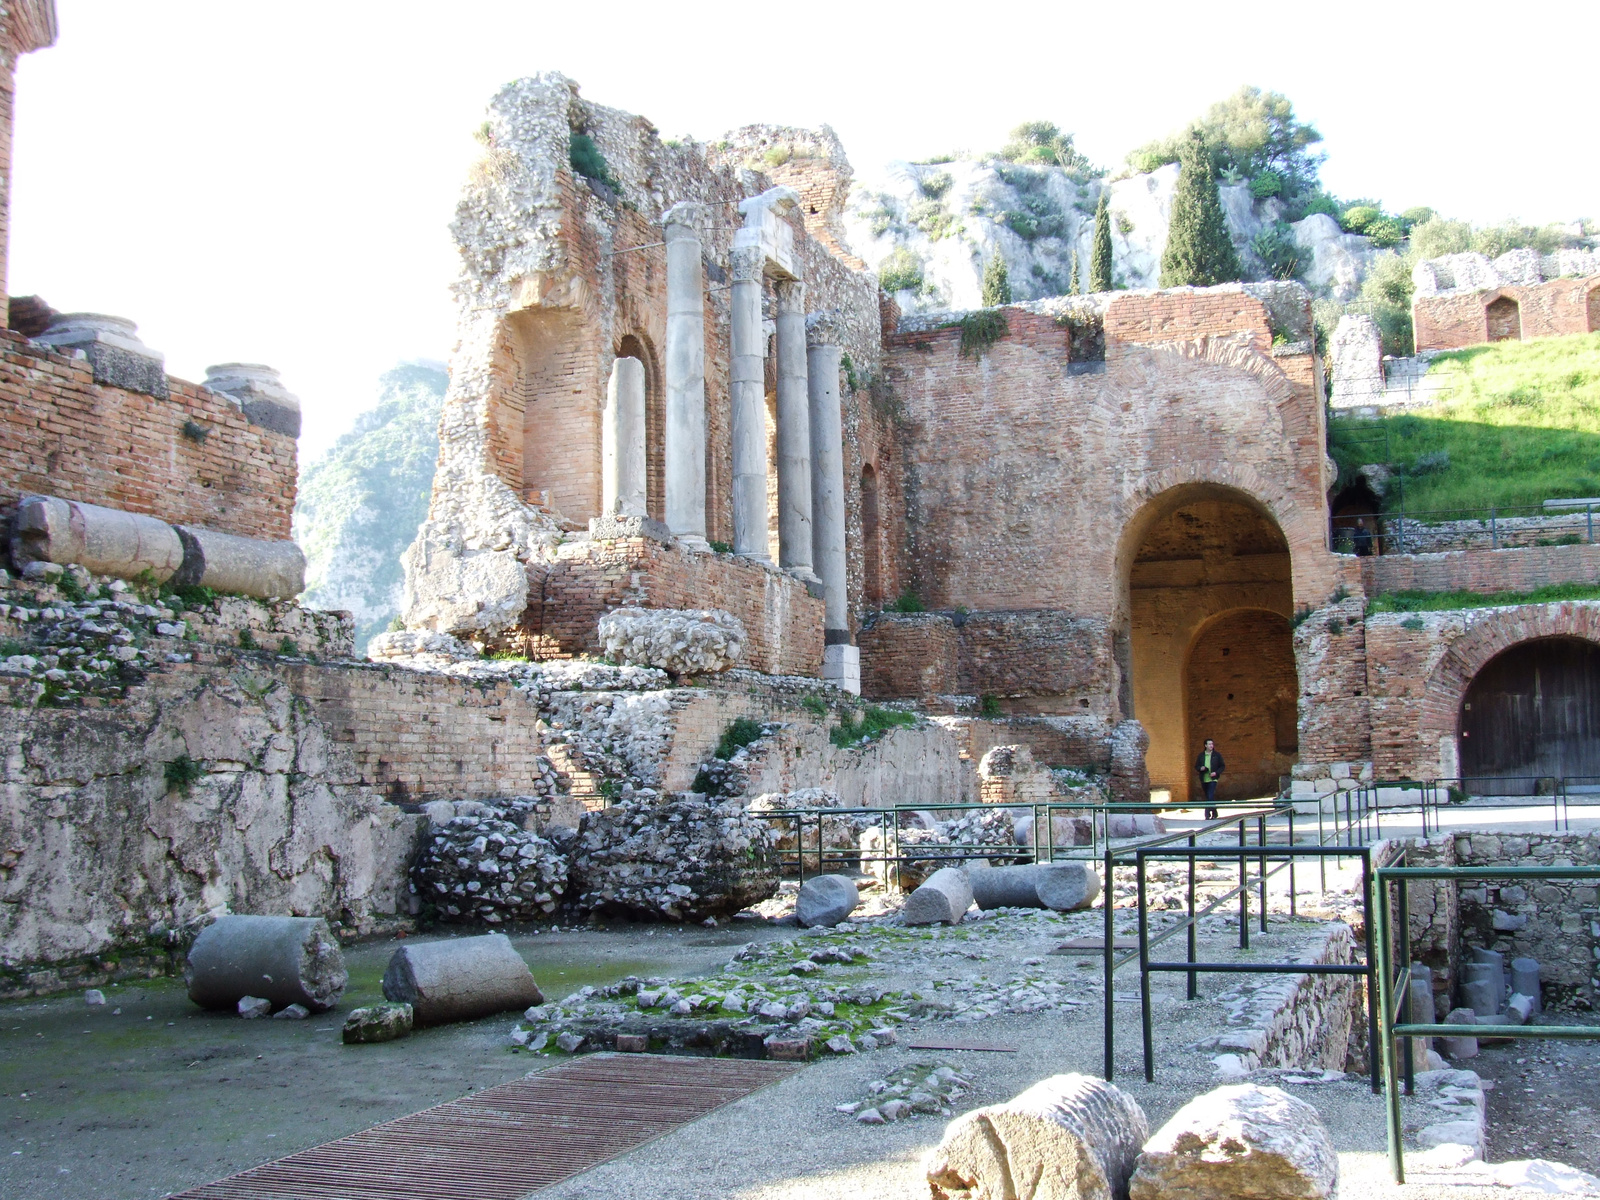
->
[662, 201, 705, 239]
[805, 309, 844, 347]
[774, 279, 806, 312]
[730, 244, 764, 283]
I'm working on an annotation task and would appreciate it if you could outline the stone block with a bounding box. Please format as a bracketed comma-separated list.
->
[1313, 778, 1338, 795]
[766, 1037, 812, 1061]
[1330, 762, 1351, 780]
[204, 363, 302, 439]
[38, 312, 169, 399]
[795, 874, 859, 928]
[1510, 958, 1540, 1014]
[615, 1033, 649, 1052]
[342, 1002, 414, 1044]
[382, 933, 543, 1026]
[1442, 1008, 1478, 1059]
[595, 607, 745, 675]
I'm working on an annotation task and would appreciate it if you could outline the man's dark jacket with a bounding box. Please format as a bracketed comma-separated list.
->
[1194, 750, 1225, 781]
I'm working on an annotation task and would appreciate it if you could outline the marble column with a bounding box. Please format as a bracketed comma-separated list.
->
[807, 313, 858, 693]
[602, 356, 647, 517]
[774, 280, 817, 580]
[662, 202, 707, 548]
[729, 244, 770, 561]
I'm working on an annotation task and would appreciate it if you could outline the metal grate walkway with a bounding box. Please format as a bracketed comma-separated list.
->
[167, 1053, 799, 1199]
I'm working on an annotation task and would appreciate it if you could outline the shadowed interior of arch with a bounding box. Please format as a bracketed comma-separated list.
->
[1126, 486, 1296, 803]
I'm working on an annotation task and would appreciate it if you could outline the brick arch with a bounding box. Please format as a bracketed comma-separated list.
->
[1142, 335, 1319, 443]
[1417, 604, 1600, 756]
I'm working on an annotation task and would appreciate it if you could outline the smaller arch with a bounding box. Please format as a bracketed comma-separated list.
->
[861, 462, 882, 605]
[1486, 294, 1522, 343]
[1460, 636, 1600, 790]
[1184, 607, 1299, 802]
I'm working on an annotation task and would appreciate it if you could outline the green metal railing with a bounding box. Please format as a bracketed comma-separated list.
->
[1373, 860, 1600, 1183]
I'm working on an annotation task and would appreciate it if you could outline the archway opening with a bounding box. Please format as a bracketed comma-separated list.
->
[1330, 479, 1382, 556]
[1460, 636, 1600, 791]
[1486, 295, 1521, 343]
[1186, 610, 1299, 800]
[616, 334, 664, 523]
[1127, 488, 1295, 803]
[861, 463, 882, 605]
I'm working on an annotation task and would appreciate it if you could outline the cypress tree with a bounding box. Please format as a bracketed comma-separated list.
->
[1090, 190, 1114, 292]
[1159, 130, 1242, 287]
[1069, 250, 1081, 294]
[982, 254, 1012, 306]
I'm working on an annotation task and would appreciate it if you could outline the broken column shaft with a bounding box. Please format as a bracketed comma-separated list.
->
[729, 244, 770, 561]
[774, 280, 816, 579]
[662, 203, 708, 548]
[807, 314, 858, 693]
[602, 355, 647, 517]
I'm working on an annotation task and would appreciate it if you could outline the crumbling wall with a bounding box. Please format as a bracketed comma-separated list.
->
[0, 331, 298, 539]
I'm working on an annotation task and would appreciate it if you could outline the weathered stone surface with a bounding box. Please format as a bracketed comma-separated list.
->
[927, 1072, 1149, 1200]
[203, 363, 303, 439]
[1129, 1083, 1337, 1200]
[1328, 313, 1384, 410]
[1036, 863, 1102, 911]
[186, 915, 348, 1014]
[411, 800, 569, 924]
[37, 312, 170, 399]
[382, 933, 543, 1026]
[366, 629, 478, 664]
[569, 792, 779, 921]
[1442, 1008, 1479, 1059]
[595, 607, 745, 675]
[795, 874, 859, 928]
[903, 867, 973, 926]
[968, 862, 1099, 911]
[171, 525, 306, 600]
[237, 995, 271, 1019]
[342, 1002, 414, 1044]
[12, 494, 184, 583]
[1510, 958, 1541, 1014]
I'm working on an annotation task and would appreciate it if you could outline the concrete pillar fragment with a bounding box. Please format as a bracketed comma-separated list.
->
[662, 203, 708, 549]
[729, 244, 770, 561]
[774, 281, 816, 579]
[806, 312, 857, 693]
[172, 525, 306, 599]
[602, 356, 648, 518]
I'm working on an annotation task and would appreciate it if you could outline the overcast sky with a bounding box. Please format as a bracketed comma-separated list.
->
[12, 1, 1596, 461]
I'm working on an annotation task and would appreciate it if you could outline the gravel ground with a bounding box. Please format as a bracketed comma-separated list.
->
[1478, 1031, 1600, 1175]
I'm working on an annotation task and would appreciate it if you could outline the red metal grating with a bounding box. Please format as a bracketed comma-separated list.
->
[166, 1054, 800, 1200]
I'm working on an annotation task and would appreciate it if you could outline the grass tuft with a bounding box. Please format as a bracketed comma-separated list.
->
[1369, 582, 1600, 614]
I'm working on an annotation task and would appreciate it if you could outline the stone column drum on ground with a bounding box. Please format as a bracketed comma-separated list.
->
[185, 915, 348, 1014]
[11, 493, 184, 582]
[903, 867, 974, 926]
[382, 933, 544, 1026]
[602, 356, 647, 518]
[927, 1073, 1149, 1200]
[728, 244, 770, 561]
[773, 280, 816, 580]
[1129, 1083, 1337, 1200]
[662, 202, 708, 549]
[795, 874, 859, 928]
[806, 311, 858, 693]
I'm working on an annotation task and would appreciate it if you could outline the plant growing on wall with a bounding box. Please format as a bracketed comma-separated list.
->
[1090, 191, 1114, 292]
[1160, 131, 1241, 288]
[982, 255, 1012, 307]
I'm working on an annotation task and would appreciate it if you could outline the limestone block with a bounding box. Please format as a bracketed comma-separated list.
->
[1510, 958, 1540, 1014]
[11, 494, 184, 583]
[185, 915, 348, 1014]
[381, 933, 543, 1026]
[927, 1072, 1149, 1200]
[1290, 780, 1317, 799]
[400, 533, 531, 638]
[1442, 1008, 1479, 1059]
[1330, 762, 1351, 780]
[596, 607, 745, 675]
[38, 312, 169, 398]
[795, 874, 859, 928]
[903, 867, 973, 926]
[1129, 1083, 1337, 1200]
[172, 525, 305, 599]
[366, 629, 477, 663]
[1313, 778, 1338, 795]
[342, 1002, 414, 1044]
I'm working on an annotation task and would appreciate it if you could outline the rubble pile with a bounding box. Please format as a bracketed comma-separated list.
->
[411, 801, 571, 922]
[596, 607, 745, 675]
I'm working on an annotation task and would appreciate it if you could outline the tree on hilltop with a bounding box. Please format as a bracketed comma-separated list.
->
[1129, 87, 1323, 196]
[1090, 191, 1114, 292]
[1160, 131, 1242, 288]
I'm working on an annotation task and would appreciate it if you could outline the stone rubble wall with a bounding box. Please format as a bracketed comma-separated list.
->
[1375, 514, 1600, 555]
[0, 330, 297, 541]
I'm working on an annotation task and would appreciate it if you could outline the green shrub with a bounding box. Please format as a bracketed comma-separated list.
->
[952, 309, 1009, 359]
[1409, 216, 1473, 259]
[982, 256, 1012, 306]
[237, 628, 257, 651]
[1371, 582, 1600, 614]
[714, 717, 766, 760]
[1090, 191, 1113, 292]
[164, 754, 204, 794]
[1160, 131, 1241, 287]
[888, 589, 926, 613]
[1341, 205, 1381, 234]
[918, 171, 953, 200]
[828, 705, 916, 749]
[1250, 221, 1303, 281]
[996, 121, 1097, 178]
[800, 695, 828, 718]
[387, 616, 404, 633]
[879, 247, 925, 294]
[979, 694, 1002, 718]
[568, 132, 620, 192]
[709, 539, 734, 554]
[1365, 217, 1405, 248]
[1358, 250, 1416, 356]
[279, 637, 297, 655]
[56, 570, 86, 603]
[1069, 250, 1081, 294]
[1249, 171, 1283, 199]
[908, 198, 954, 241]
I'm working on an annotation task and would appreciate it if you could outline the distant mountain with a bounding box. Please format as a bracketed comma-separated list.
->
[293, 362, 446, 654]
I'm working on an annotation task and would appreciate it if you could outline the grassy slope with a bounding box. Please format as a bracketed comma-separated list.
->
[1329, 332, 1600, 513]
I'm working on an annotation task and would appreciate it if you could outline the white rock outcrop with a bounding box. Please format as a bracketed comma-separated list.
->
[1129, 1083, 1337, 1200]
[1328, 313, 1384, 409]
[596, 607, 745, 675]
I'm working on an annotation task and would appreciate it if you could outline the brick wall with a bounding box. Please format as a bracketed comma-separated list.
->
[0, 331, 297, 539]
[1187, 608, 1299, 800]
[1295, 594, 1374, 769]
[1362, 544, 1600, 596]
[858, 612, 959, 699]
[1414, 277, 1600, 352]
[522, 535, 824, 676]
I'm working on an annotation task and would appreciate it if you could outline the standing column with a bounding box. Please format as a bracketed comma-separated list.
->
[729, 243, 770, 561]
[774, 280, 817, 581]
[662, 202, 707, 548]
[601, 356, 647, 517]
[807, 313, 858, 694]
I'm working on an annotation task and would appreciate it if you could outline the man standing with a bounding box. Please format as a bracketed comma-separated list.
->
[1195, 739, 1224, 819]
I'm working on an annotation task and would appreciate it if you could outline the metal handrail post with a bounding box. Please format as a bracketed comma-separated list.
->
[1138, 853, 1154, 1082]
[1399, 875, 1414, 1096]
[1375, 871, 1405, 1181]
[1102, 838, 1117, 1080]
[1186, 832, 1198, 1000]
[1362, 846, 1380, 1092]
[1238, 819, 1249, 950]
[1490, 505, 1498, 549]
[1257, 813, 1268, 933]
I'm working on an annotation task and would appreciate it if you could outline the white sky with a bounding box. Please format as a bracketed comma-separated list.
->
[12, 1, 1596, 461]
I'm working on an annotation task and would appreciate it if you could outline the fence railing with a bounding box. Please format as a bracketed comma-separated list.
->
[1374, 856, 1600, 1182]
[1331, 501, 1600, 555]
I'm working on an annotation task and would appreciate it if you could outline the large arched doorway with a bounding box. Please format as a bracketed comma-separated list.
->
[1126, 486, 1296, 802]
[1460, 637, 1600, 790]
